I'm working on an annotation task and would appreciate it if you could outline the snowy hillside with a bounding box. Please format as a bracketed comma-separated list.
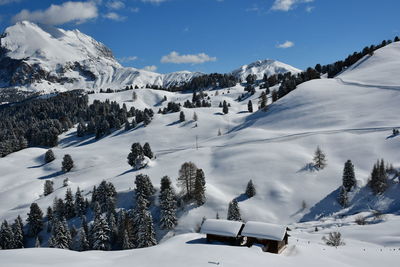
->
[231, 59, 301, 81]
[0, 31, 400, 266]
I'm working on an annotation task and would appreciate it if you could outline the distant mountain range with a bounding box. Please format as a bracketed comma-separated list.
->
[0, 21, 300, 93]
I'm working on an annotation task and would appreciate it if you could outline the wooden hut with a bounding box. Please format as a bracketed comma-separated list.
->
[240, 221, 289, 254]
[200, 219, 244, 245]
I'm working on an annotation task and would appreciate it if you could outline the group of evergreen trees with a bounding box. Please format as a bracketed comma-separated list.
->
[173, 73, 238, 92]
[127, 142, 153, 170]
[0, 90, 87, 157]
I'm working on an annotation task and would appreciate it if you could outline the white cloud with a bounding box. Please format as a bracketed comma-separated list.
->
[276, 41, 295, 49]
[12, 1, 98, 25]
[130, 7, 140, 13]
[0, 0, 21, 5]
[106, 0, 125, 10]
[305, 6, 315, 13]
[161, 51, 217, 64]
[141, 0, 167, 4]
[103, 12, 126, 21]
[271, 0, 314, 12]
[118, 56, 138, 63]
[143, 65, 158, 72]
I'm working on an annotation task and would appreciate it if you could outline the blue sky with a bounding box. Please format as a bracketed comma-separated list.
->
[0, 0, 399, 74]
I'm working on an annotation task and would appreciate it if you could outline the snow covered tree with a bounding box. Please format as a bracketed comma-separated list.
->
[26, 203, 43, 237]
[313, 146, 327, 169]
[0, 220, 14, 249]
[177, 162, 197, 199]
[135, 174, 155, 204]
[64, 188, 75, 219]
[44, 149, 55, 163]
[143, 142, 153, 159]
[342, 160, 356, 192]
[159, 176, 178, 230]
[91, 216, 111, 251]
[53, 197, 65, 219]
[369, 159, 388, 194]
[122, 229, 134, 249]
[193, 112, 198, 121]
[61, 154, 74, 172]
[127, 143, 146, 170]
[76, 228, 89, 251]
[338, 186, 348, 207]
[245, 179, 256, 198]
[43, 180, 54, 196]
[179, 111, 185, 122]
[63, 178, 69, 187]
[322, 232, 345, 247]
[227, 199, 241, 221]
[247, 100, 253, 113]
[74, 187, 86, 217]
[49, 217, 71, 249]
[193, 169, 206, 206]
[246, 74, 256, 85]
[12, 216, 24, 248]
[136, 210, 157, 248]
[218, 128, 222, 136]
[132, 91, 137, 102]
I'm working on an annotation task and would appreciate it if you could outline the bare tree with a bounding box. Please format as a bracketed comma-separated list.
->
[177, 162, 197, 199]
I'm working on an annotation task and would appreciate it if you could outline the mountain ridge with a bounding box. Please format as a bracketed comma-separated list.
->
[0, 21, 299, 92]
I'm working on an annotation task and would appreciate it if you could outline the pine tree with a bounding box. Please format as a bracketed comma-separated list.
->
[53, 197, 65, 219]
[247, 100, 253, 113]
[342, 160, 356, 192]
[91, 216, 111, 251]
[222, 100, 229, 114]
[193, 169, 206, 206]
[135, 174, 155, 203]
[77, 122, 86, 137]
[313, 146, 327, 169]
[159, 176, 178, 230]
[61, 154, 74, 172]
[179, 111, 185, 122]
[44, 149, 55, 163]
[370, 159, 388, 194]
[338, 186, 348, 207]
[34, 236, 41, 248]
[12, 216, 24, 248]
[74, 187, 86, 217]
[76, 228, 89, 251]
[127, 143, 145, 170]
[0, 220, 14, 249]
[193, 112, 198, 121]
[26, 203, 43, 237]
[43, 180, 54, 196]
[49, 217, 71, 249]
[218, 128, 222, 136]
[122, 229, 134, 249]
[64, 188, 75, 219]
[227, 199, 241, 221]
[143, 142, 153, 159]
[245, 179, 256, 198]
[137, 210, 157, 248]
[258, 91, 267, 110]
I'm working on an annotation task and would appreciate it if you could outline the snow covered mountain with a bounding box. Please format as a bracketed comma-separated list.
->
[0, 21, 203, 92]
[0, 22, 300, 93]
[230, 59, 301, 81]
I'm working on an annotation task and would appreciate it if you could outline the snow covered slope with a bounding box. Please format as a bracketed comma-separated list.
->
[230, 59, 301, 81]
[0, 32, 399, 266]
[338, 41, 400, 87]
[0, 21, 202, 92]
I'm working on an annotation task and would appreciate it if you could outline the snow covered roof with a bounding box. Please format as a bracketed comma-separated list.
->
[241, 221, 287, 241]
[200, 219, 244, 237]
